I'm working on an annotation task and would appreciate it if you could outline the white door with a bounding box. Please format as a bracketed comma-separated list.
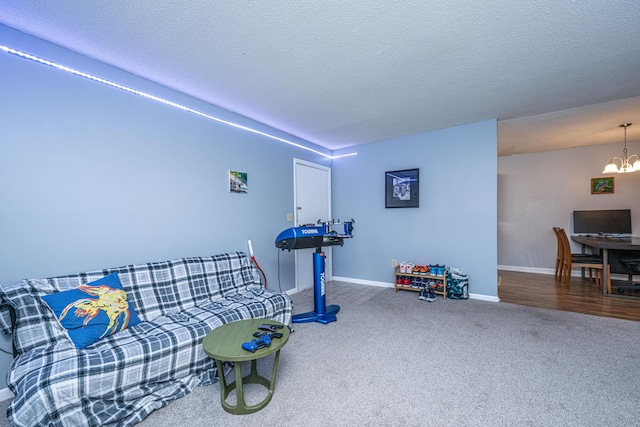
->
[294, 159, 331, 292]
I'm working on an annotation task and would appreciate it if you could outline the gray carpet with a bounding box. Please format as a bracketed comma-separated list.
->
[2, 282, 639, 426]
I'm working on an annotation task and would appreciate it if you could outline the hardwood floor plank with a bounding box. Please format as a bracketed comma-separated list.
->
[498, 270, 640, 322]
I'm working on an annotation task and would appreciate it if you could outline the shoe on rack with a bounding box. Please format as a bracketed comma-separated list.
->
[429, 265, 437, 276]
[400, 262, 408, 273]
[425, 288, 437, 302]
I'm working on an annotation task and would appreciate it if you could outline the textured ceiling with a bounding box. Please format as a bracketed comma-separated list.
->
[1, 1, 640, 156]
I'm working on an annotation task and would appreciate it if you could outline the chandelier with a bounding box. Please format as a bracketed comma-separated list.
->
[602, 123, 640, 174]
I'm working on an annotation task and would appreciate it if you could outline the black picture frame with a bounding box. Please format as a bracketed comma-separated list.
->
[385, 169, 419, 208]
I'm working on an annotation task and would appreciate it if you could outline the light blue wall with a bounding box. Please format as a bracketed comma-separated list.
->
[331, 120, 498, 298]
[0, 24, 330, 288]
[0, 25, 333, 387]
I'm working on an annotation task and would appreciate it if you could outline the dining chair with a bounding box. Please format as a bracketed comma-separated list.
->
[552, 227, 564, 281]
[552, 226, 592, 283]
[553, 227, 564, 281]
[557, 227, 609, 290]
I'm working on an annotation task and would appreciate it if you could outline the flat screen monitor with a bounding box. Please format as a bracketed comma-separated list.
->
[573, 209, 632, 235]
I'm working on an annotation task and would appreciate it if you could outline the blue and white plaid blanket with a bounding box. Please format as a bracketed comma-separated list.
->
[0, 252, 292, 426]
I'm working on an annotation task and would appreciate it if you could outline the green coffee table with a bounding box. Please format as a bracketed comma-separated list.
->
[202, 319, 290, 415]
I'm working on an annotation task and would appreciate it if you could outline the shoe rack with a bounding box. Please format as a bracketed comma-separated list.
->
[393, 266, 448, 300]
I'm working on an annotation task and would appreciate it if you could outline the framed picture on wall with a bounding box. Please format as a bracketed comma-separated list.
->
[385, 169, 419, 208]
[591, 176, 614, 194]
[229, 170, 248, 193]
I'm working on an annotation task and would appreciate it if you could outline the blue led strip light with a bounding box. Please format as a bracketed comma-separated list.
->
[0, 44, 357, 160]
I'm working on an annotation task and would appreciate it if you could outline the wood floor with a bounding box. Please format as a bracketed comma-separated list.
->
[498, 270, 640, 322]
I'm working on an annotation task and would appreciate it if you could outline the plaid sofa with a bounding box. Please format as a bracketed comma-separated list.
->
[0, 252, 292, 427]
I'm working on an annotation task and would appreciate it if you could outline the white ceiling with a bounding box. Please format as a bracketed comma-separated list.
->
[1, 1, 640, 156]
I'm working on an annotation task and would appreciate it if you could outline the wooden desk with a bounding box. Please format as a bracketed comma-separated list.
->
[571, 235, 640, 295]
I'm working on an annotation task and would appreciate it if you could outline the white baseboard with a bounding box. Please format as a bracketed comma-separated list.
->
[498, 265, 636, 281]
[332, 276, 499, 302]
[498, 265, 555, 275]
[469, 293, 500, 302]
[332, 276, 393, 288]
[0, 387, 13, 401]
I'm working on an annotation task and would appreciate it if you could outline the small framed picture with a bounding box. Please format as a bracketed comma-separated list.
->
[229, 171, 248, 193]
[591, 177, 614, 194]
[385, 169, 419, 208]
